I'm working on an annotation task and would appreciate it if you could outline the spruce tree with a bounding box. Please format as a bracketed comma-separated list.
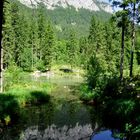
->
[37, 2, 47, 61]
[3, 0, 14, 68]
[43, 21, 55, 70]
[66, 30, 78, 68]
[29, 17, 39, 70]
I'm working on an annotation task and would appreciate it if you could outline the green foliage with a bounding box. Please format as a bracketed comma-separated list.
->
[47, 6, 111, 38]
[66, 29, 79, 67]
[79, 84, 94, 101]
[4, 64, 24, 90]
[114, 99, 135, 117]
[36, 59, 46, 71]
[3, 0, 139, 76]
[79, 37, 89, 67]
[85, 13, 140, 101]
[43, 21, 56, 69]
[0, 83, 51, 125]
[2, 0, 113, 73]
[6, 88, 50, 106]
[53, 40, 68, 65]
[20, 48, 33, 71]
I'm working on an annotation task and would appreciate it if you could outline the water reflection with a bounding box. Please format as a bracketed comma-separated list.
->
[20, 124, 93, 140]
[32, 75, 83, 86]
[91, 130, 120, 140]
[0, 76, 123, 140]
[0, 101, 98, 140]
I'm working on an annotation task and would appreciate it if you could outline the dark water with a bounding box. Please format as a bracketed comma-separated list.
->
[1, 101, 119, 140]
[0, 76, 120, 140]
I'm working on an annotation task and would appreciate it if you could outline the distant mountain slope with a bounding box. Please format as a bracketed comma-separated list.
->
[46, 7, 111, 38]
[16, 0, 112, 38]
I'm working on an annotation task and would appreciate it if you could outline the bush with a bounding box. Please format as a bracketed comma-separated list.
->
[80, 84, 94, 101]
[36, 59, 46, 71]
[4, 65, 24, 91]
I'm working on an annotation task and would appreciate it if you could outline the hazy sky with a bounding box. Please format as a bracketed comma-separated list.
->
[103, 0, 110, 2]
[100, 0, 110, 3]
[100, 0, 109, 3]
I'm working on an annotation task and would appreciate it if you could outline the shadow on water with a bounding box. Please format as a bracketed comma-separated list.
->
[0, 94, 20, 124]
[30, 91, 50, 104]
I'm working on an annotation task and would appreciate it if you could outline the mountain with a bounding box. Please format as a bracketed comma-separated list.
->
[18, 0, 113, 13]
[17, 0, 112, 38]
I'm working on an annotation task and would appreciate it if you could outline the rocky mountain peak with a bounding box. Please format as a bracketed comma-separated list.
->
[19, 0, 113, 13]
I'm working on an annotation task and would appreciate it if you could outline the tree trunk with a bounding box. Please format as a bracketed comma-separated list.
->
[0, 0, 4, 93]
[120, 11, 125, 82]
[130, 3, 136, 78]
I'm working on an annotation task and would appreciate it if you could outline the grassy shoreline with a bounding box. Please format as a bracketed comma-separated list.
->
[0, 84, 52, 126]
[1, 66, 84, 126]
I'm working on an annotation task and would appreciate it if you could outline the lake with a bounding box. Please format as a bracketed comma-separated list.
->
[0, 75, 121, 140]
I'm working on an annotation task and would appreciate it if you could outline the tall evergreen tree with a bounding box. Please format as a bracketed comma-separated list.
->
[3, 0, 14, 68]
[29, 17, 39, 70]
[119, 3, 128, 81]
[43, 21, 55, 70]
[10, 2, 22, 66]
[128, 0, 140, 77]
[66, 30, 78, 68]
[112, 0, 130, 80]
[79, 37, 89, 69]
[29, 0, 38, 70]
[112, 0, 140, 78]
[37, 2, 47, 61]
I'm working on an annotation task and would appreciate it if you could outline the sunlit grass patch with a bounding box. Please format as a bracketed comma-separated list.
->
[0, 85, 51, 126]
[5, 87, 50, 106]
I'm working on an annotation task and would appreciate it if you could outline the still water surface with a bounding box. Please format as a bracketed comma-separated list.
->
[0, 76, 120, 140]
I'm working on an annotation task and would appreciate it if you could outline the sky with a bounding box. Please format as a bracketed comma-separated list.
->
[99, 0, 110, 3]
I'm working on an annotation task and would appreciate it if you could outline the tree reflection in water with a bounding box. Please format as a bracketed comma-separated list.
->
[20, 123, 93, 140]
[0, 100, 99, 140]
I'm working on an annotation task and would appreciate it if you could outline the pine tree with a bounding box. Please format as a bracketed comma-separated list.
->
[29, 1, 38, 70]
[3, 0, 14, 68]
[54, 40, 67, 65]
[112, 0, 130, 81]
[128, 0, 140, 77]
[112, 0, 140, 78]
[18, 13, 30, 69]
[37, 3, 47, 61]
[105, 20, 121, 74]
[66, 30, 78, 68]
[29, 17, 39, 70]
[10, 2, 22, 66]
[79, 37, 89, 69]
[43, 21, 55, 70]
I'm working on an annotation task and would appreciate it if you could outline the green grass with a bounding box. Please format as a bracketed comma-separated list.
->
[5, 88, 50, 106]
[0, 83, 51, 126]
[0, 67, 83, 126]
